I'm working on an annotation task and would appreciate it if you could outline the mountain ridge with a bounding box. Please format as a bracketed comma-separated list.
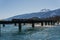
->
[6, 8, 60, 20]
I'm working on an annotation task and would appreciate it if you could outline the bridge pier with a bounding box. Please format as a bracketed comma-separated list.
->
[51, 21, 55, 25]
[23, 23, 25, 25]
[50, 22, 52, 25]
[53, 22, 55, 25]
[45, 22, 47, 25]
[0, 24, 1, 36]
[18, 23, 22, 32]
[32, 23, 35, 28]
[14, 23, 17, 26]
[57, 21, 59, 25]
[3, 24, 5, 27]
[48, 22, 50, 25]
[41, 22, 43, 26]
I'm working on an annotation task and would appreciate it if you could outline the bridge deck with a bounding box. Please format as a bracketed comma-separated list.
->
[0, 19, 57, 24]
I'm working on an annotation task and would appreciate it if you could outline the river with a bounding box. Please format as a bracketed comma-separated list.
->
[0, 24, 60, 40]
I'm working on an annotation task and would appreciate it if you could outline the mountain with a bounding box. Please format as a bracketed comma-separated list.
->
[40, 9, 50, 12]
[6, 8, 60, 21]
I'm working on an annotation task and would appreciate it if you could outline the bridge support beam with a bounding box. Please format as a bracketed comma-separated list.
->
[18, 23, 21, 32]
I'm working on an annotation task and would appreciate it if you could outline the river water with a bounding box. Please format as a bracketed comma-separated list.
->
[0, 24, 60, 40]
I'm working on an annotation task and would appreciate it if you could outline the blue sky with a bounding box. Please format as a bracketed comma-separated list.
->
[0, 0, 60, 19]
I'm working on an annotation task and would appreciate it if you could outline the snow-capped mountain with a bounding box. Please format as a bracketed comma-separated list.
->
[6, 8, 60, 20]
[40, 9, 50, 12]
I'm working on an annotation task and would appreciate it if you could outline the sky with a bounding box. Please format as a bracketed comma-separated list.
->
[0, 0, 60, 19]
